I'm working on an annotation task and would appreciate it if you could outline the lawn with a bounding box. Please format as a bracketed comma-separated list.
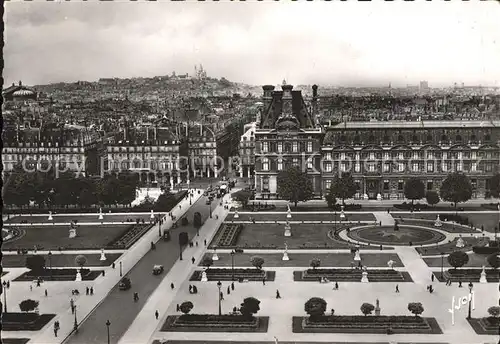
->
[198, 252, 404, 268]
[395, 218, 478, 234]
[396, 212, 499, 233]
[347, 225, 446, 246]
[225, 212, 375, 222]
[2, 253, 122, 268]
[423, 253, 494, 268]
[415, 237, 490, 256]
[2, 224, 135, 250]
[5, 213, 158, 224]
[211, 223, 363, 249]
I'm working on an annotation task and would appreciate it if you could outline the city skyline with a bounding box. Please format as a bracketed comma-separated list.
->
[4, 1, 500, 88]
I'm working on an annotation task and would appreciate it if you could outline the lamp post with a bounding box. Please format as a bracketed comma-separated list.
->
[209, 202, 212, 218]
[467, 282, 473, 319]
[48, 251, 53, 280]
[105, 320, 111, 344]
[2, 281, 7, 313]
[440, 252, 444, 279]
[217, 281, 222, 316]
[230, 250, 235, 281]
[119, 261, 123, 277]
[73, 303, 78, 332]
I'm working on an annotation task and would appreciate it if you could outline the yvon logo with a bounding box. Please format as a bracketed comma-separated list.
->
[448, 292, 475, 325]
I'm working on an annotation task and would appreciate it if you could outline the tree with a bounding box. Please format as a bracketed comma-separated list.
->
[447, 251, 469, 270]
[440, 173, 473, 213]
[202, 256, 213, 270]
[487, 253, 500, 269]
[407, 302, 424, 317]
[79, 188, 96, 208]
[325, 185, 337, 209]
[240, 297, 260, 319]
[425, 190, 440, 207]
[154, 193, 177, 212]
[19, 299, 39, 313]
[488, 174, 500, 199]
[404, 178, 425, 209]
[304, 297, 327, 320]
[488, 306, 500, 318]
[75, 255, 87, 270]
[330, 173, 357, 206]
[179, 301, 194, 315]
[360, 303, 375, 316]
[250, 256, 264, 270]
[232, 190, 253, 208]
[277, 166, 314, 207]
[310, 258, 321, 270]
[26, 256, 46, 272]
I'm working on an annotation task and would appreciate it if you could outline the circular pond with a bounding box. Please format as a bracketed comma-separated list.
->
[347, 225, 446, 246]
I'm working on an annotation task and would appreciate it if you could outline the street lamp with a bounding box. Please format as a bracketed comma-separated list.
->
[467, 282, 473, 319]
[73, 303, 78, 332]
[2, 281, 7, 313]
[217, 281, 222, 316]
[105, 320, 111, 344]
[209, 202, 212, 218]
[48, 251, 53, 280]
[230, 250, 235, 281]
[119, 261, 123, 277]
[440, 252, 444, 279]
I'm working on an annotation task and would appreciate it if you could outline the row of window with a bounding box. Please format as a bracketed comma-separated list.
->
[335, 133, 492, 144]
[322, 151, 499, 160]
[4, 147, 83, 153]
[261, 157, 314, 171]
[108, 146, 178, 152]
[323, 161, 496, 173]
[261, 141, 314, 153]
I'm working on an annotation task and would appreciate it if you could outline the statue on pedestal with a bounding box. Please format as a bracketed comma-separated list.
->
[284, 221, 292, 237]
[150, 210, 155, 219]
[480, 265, 487, 283]
[234, 210, 239, 219]
[354, 249, 361, 261]
[100, 248, 107, 261]
[282, 242, 289, 261]
[69, 222, 77, 238]
[375, 298, 381, 315]
[98, 207, 104, 220]
[287, 205, 292, 219]
[361, 266, 369, 283]
[387, 260, 394, 269]
[75, 271, 82, 281]
[48, 211, 53, 221]
[340, 205, 345, 219]
[201, 271, 208, 282]
[456, 235, 465, 248]
[212, 248, 219, 261]
[434, 215, 442, 227]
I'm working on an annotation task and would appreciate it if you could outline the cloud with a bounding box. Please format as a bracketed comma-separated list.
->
[4, 1, 500, 87]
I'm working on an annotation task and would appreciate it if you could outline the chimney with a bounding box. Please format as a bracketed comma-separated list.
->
[146, 127, 150, 141]
[262, 85, 275, 111]
[281, 84, 293, 115]
[312, 84, 318, 116]
[19, 80, 22, 86]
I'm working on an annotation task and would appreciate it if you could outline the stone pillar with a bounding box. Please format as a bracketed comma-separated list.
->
[247, 167, 251, 179]
[239, 165, 243, 177]
[170, 176, 174, 190]
[177, 174, 181, 185]
[214, 157, 218, 178]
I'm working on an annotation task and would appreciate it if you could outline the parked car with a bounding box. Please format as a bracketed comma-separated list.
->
[152, 265, 164, 275]
[119, 277, 131, 290]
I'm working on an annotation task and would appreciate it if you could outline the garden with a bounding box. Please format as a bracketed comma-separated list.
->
[468, 306, 500, 335]
[191, 256, 275, 281]
[2, 252, 121, 268]
[209, 223, 388, 250]
[416, 236, 490, 256]
[398, 212, 500, 233]
[294, 268, 413, 282]
[2, 299, 55, 331]
[161, 297, 269, 332]
[2, 223, 151, 251]
[432, 251, 500, 282]
[224, 212, 375, 223]
[347, 225, 446, 246]
[293, 298, 442, 334]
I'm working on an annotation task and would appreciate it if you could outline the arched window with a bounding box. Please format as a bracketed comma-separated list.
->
[397, 135, 405, 143]
[441, 135, 448, 142]
[426, 134, 433, 143]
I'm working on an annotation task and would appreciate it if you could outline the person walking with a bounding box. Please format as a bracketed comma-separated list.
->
[155, 310, 159, 320]
[53, 322, 59, 337]
[395, 284, 399, 293]
[231, 282, 235, 291]
[189, 285, 192, 293]
[227, 286, 230, 295]
[176, 304, 180, 311]
[220, 291, 224, 300]
[86, 287, 89, 295]
[6, 281, 10, 289]
[191, 257, 195, 264]
[90, 287, 94, 295]
[262, 277, 266, 286]
[276, 290, 281, 299]
[30, 285, 33, 292]
[204, 239, 207, 246]
[335, 282, 339, 290]
[170, 283, 175, 290]
[195, 241, 198, 247]
[431, 274, 435, 282]
[458, 280, 462, 288]
[45, 289, 48, 297]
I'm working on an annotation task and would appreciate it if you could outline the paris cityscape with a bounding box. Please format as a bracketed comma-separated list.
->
[2, 2, 500, 344]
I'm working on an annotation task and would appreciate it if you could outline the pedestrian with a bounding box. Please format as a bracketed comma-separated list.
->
[170, 283, 175, 289]
[54, 324, 58, 337]
[459, 280, 462, 288]
[220, 291, 224, 300]
[191, 257, 195, 264]
[86, 287, 89, 295]
[231, 282, 235, 291]
[395, 284, 399, 293]
[189, 285, 192, 293]
[45, 289, 48, 297]
[36, 280, 41, 287]
[195, 241, 198, 247]
[335, 282, 339, 290]
[262, 277, 266, 286]
[90, 287, 94, 295]
[176, 304, 180, 311]
[276, 290, 281, 299]
[6, 281, 10, 289]
[30, 285, 33, 292]
[155, 310, 159, 320]
[431, 274, 435, 282]
[112, 262, 116, 269]
[227, 286, 230, 294]
[204, 239, 207, 246]
[102, 270, 106, 277]
[193, 285, 197, 294]
[331, 308, 335, 315]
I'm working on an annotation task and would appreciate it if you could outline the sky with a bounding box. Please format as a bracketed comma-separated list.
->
[4, 1, 500, 88]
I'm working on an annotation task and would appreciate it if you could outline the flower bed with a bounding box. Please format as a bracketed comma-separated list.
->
[190, 269, 275, 281]
[292, 316, 442, 334]
[2, 312, 56, 331]
[439, 268, 500, 282]
[14, 268, 103, 282]
[467, 317, 500, 335]
[161, 315, 269, 332]
[106, 223, 152, 249]
[295, 269, 413, 282]
[213, 223, 244, 247]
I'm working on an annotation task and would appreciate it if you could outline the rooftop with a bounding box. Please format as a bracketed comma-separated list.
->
[330, 120, 500, 130]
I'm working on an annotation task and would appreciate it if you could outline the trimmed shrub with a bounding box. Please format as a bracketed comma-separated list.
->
[180, 301, 194, 314]
[408, 302, 424, 317]
[447, 251, 469, 270]
[19, 299, 39, 313]
[360, 303, 375, 316]
[305, 297, 327, 320]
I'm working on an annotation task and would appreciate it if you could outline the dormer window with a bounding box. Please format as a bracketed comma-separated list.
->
[397, 135, 405, 143]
